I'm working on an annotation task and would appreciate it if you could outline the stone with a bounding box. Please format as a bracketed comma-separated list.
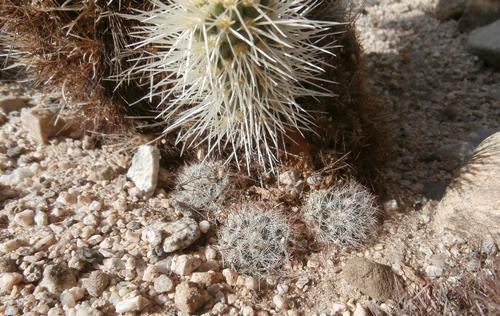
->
[0, 96, 29, 113]
[0, 239, 26, 253]
[342, 257, 404, 301]
[190, 271, 220, 287]
[82, 271, 110, 297]
[21, 107, 63, 144]
[458, 0, 500, 32]
[222, 269, 237, 285]
[126, 145, 160, 195]
[0, 184, 17, 202]
[425, 265, 444, 278]
[34, 211, 49, 226]
[14, 209, 35, 227]
[0, 166, 34, 187]
[23, 264, 43, 283]
[163, 217, 201, 253]
[199, 220, 210, 234]
[467, 20, 500, 69]
[39, 264, 77, 294]
[153, 275, 174, 293]
[170, 254, 202, 276]
[89, 164, 116, 182]
[435, 0, 469, 20]
[242, 306, 255, 316]
[73, 302, 102, 316]
[0, 258, 17, 273]
[174, 281, 210, 314]
[115, 295, 150, 314]
[273, 294, 288, 310]
[0, 273, 23, 294]
[433, 133, 500, 243]
[353, 303, 369, 316]
[60, 287, 85, 308]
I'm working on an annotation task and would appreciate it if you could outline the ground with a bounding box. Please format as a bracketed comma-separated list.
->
[0, 0, 499, 315]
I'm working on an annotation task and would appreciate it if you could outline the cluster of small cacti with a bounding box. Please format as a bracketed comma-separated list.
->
[217, 205, 291, 277]
[303, 181, 378, 246]
[173, 160, 230, 211]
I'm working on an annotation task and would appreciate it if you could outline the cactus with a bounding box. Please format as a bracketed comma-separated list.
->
[218, 205, 291, 277]
[303, 181, 378, 246]
[173, 160, 230, 210]
[125, 0, 339, 170]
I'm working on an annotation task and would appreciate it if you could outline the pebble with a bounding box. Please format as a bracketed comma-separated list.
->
[115, 295, 150, 314]
[0, 239, 25, 253]
[39, 264, 77, 294]
[0, 258, 17, 273]
[126, 145, 160, 195]
[353, 303, 369, 316]
[242, 305, 255, 316]
[34, 211, 49, 226]
[23, 264, 43, 283]
[191, 271, 219, 287]
[174, 281, 210, 314]
[170, 254, 202, 276]
[204, 246, 217, 260]
[425, 265, 443, 278]
[199, 220, 210, 233]
[0, 96, 28, 113]
[0, 272, 23, 294]
[163, 217, 201, 253]
[273, 294, 288, 310]
[222, 269, 238, 286]
[60, 287, 85, 308]
[82, 271, 110, 297]
[153, 275, 174, 293]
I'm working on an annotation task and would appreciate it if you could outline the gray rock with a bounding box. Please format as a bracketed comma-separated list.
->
[163, 217, 201, 253]
[126, 145, 160, 195]
[434, 132, 500, 243]
[0, 96, 29, 113]
[39, 264, 77, 294]
[82, 271, 110, 297]
[467, 20, 500, 69]
[174, 281, 210, 314]
[342, 257, 404, 301]
[458, 0, 500, 32]
[436, 0, 469, 20]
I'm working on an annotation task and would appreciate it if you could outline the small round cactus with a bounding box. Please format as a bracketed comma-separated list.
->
[173, 160, 230, 210]
[125, 0, 339, 170]
[303, 181, 378, 247]
[218, 205, 291, 277]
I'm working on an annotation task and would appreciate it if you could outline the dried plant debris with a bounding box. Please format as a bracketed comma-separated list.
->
[304, 181, 379, 247]
[0, 0, 145, 134]
[218, 205, 291, 277]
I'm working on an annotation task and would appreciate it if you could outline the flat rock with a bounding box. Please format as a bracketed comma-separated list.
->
[342, 257, 404, 301]
[126, 145, 160, 195]
[163, 217, 201, 253]
[467, 20, 500, 69]
[458, 0, 500, 32]
[436, 0, 469, 20]
[434, 132, 500, 243]
[174, 281, 210, 314]
[0, 96, 29, 113]
[82, 271, 110, 297]
[21, 107, 63, 144]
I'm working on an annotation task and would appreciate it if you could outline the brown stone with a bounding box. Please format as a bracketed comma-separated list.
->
[174, 281, 210, 314]
[342, 257, 404, 301]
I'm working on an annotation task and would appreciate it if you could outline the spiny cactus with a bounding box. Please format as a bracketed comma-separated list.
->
[218, 205, 291, 277]
[303, 181, 378, 246]
[173, 160, 230, 210]
[125, 0, 339, 170]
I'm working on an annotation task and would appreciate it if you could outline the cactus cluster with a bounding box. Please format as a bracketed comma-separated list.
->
[173, 160, 230, 211]
[218, 205, 291, 277]
[304, 181, 378, 246]
[125, 0, 339, 170]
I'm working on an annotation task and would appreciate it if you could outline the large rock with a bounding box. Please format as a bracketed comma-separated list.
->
[458, 0, 500, 32]
[434, 132, 500, 242]
[0, 96, 29, 113]
[342, 257, 404, 301]
[467, 20, 500, 69]
[21, 107, 64, 144]
[436, 0, 469, 20]
[126, 145, 160, 195]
